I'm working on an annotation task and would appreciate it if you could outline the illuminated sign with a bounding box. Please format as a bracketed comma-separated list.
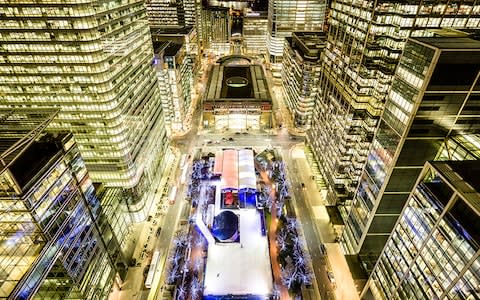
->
[204, 102, 271, 110]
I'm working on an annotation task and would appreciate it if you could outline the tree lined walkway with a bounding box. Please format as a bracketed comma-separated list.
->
[259, 169, 291, 300]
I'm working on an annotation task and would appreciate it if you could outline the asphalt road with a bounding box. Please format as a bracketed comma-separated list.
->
[139, 167, 188, 300]
[283, 149, 336, 299]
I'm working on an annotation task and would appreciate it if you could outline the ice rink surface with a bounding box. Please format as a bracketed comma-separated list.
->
[203, 209, 273, 296]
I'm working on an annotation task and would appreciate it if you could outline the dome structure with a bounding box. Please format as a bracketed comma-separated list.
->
[211, 210, 239, 242]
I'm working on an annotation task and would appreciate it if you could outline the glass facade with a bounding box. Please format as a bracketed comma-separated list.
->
[146, 0, 196, 28]
[267, 0, 326, 74]
[153, 41, 194, 134]
[94, 185, 134, 252]
[201, 6, 231, 55]
[243, 12, 268, 56]
[308, 0, 480, 205]
[343, 36, 480, 271]
[364, 161, 480, 300]
[0, 112, 120, 300]
[0, 0, 168, 188]
[281, 32, 325, 128]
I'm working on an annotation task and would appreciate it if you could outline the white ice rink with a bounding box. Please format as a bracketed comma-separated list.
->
[203, 209, 273, 296]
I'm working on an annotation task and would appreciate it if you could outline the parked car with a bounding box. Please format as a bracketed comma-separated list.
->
[143, 266, 150, 277]
[327, 271, 336, 288]
[228, 137, 234, 142]
[156, 227, 162, 237]
[319, 244, 327, 256]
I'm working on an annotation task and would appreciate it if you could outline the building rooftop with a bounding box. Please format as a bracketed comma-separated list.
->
[9, 134, 67, 190]
[430, 160, 480, 244]
[164, 43, 183, 57]
[286, 32, 326, 61]
[151, 27, 195, 45]
[151, 26, 194, 36]
[203, 4, 229, 11]
[152, 41, 183, 57]
[435, 160, 480, 197]
[0, 108, 58, 173]
[415, 36, 480, 50]
[205, 63, 271, 102]
[152, 41, 169, 54]
[409, 36, 480, 88]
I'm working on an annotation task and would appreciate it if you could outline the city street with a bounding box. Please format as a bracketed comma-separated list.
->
[110, 58, 359, 300]
[7, 1, 477, 299]
[108, 160, 188, 300]
[284, 145, 359, 300]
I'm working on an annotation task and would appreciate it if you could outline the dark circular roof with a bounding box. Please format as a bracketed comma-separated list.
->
[211, 210, 239, 241]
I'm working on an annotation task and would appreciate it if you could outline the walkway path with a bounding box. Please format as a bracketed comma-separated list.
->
[259, 169, 291, 300]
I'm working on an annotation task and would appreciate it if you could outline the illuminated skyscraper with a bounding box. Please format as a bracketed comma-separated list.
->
[243, 10, 268, 57]
[363, 160, 480, 300]
[151, 26, 200, 83]
[342, 35, 480, 272]
[281, 32, 325, 128]
[0, 109, 122, 300]
[267, 0, 326, 76]
[308, 0, 480, 206]
[145, 0, 196, 28]
[201, 5, 231, 55]
[0, 1, 168, 189]
[153, 41, 194, 134]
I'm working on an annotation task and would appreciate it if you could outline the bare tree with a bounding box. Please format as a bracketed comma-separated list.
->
[272, 284, 281, 300]
[277, 231, 287, 252]
[175, 284, 187, 300]
[281, 263, 296, 289]
[190, 277, 202, 299]
[167, 265, 179, 284]
[193, 257, 202, 273]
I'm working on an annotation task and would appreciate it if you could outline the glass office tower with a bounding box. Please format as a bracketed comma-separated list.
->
[363, 160, 480, 300]
[267, 0, 325, 76]
[342, 35, 480, 271]
[146, 0, 187, 28]
[201, 6, 231, 55]
[0, 109, 120, 300]
[145, 0, 196, 28]
[308, 0, 480, 205]
[153, 41, 194, 134]
[281, 32, 325, 128]
[0, 1, 168, 189]
[243, 10, 268, 57]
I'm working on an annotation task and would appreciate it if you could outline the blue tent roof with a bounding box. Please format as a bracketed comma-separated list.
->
[211, 210, 239, 241]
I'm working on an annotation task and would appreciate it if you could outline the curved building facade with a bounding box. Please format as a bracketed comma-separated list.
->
[0, 1, 167, 188]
